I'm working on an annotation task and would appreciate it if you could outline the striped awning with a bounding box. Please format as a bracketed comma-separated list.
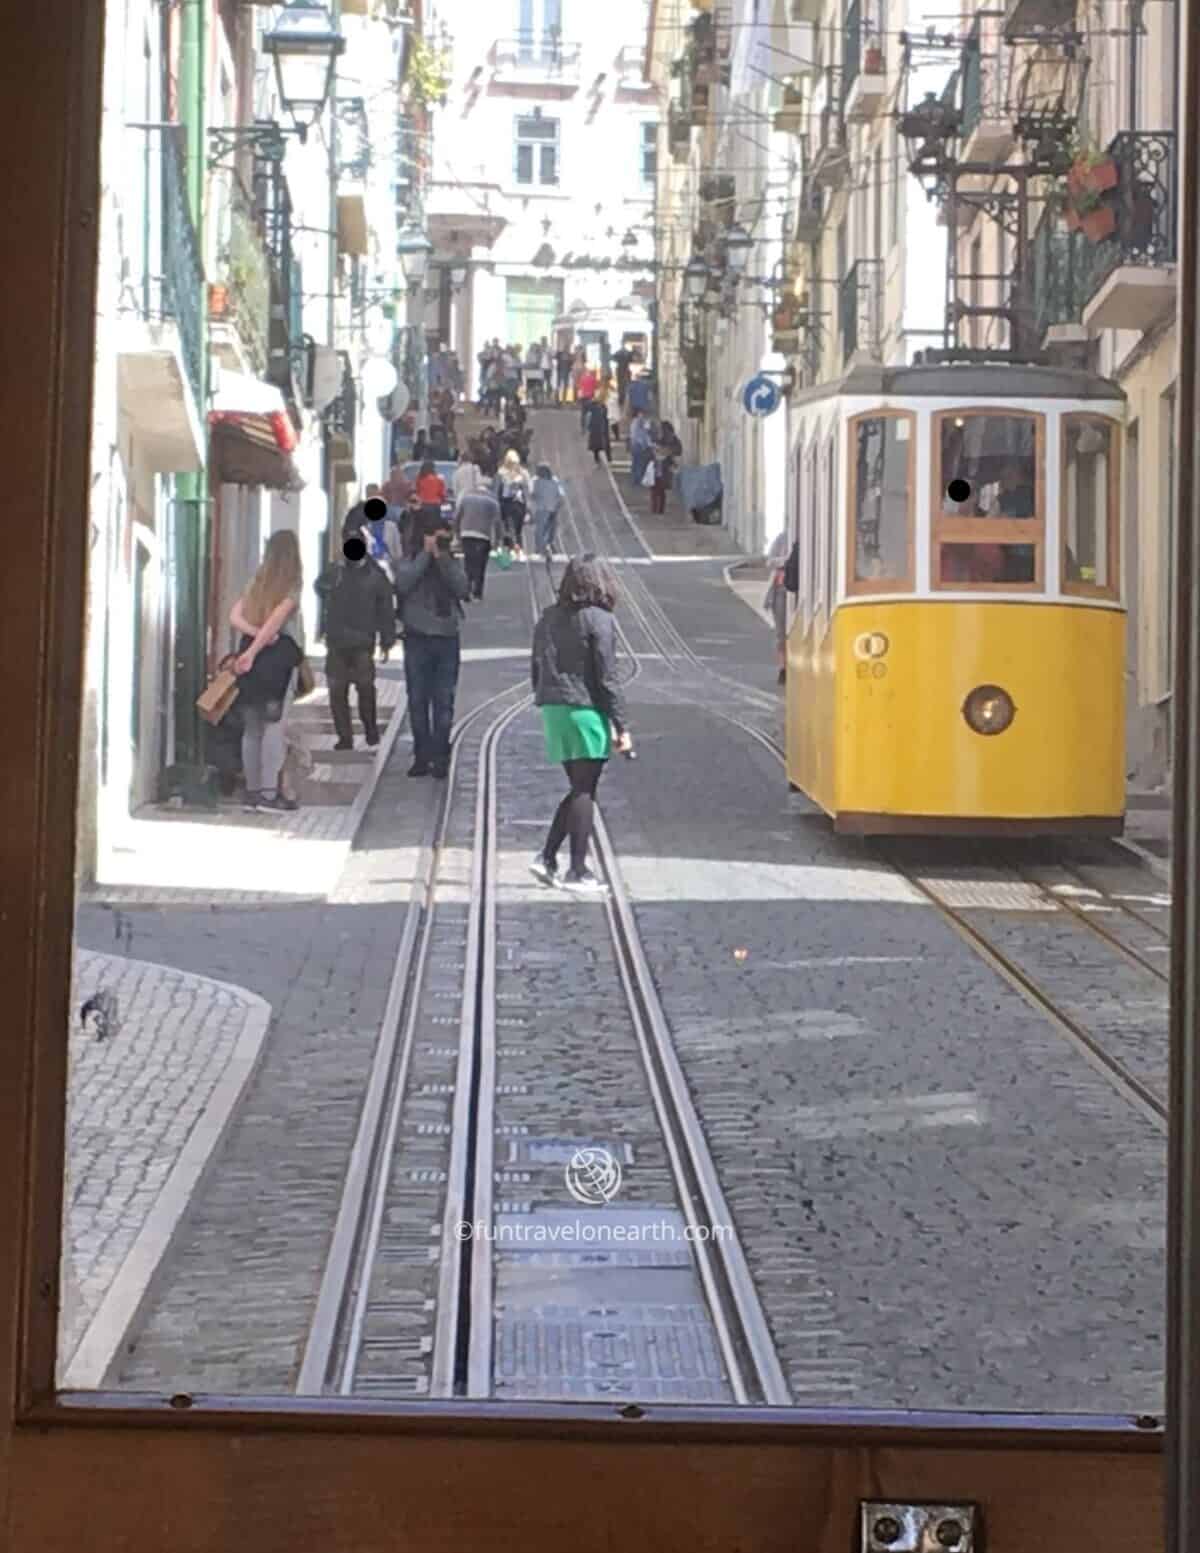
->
[208, 371, 302, 490]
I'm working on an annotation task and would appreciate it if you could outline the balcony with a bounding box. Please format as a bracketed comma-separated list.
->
[774, 80, 805, 135]
[811, 74, 850, 189]
[210, 173, 271, 378]
[492, 34, 582, 89]
[1079, 131, 1178, 332]
[323, 351, 357, 486]
[669, 101, 692, 163]
[1029, 203, 1092, 352]
[839, 257, 883, 364]
[116, 123, 205, 473]
[253, 153, 304, 413]
[794, 154, 824, 242]
[842, 0, 886, 121]
[616, 43, 653, 91]
[960, 11, 1014, 164]
[1004, 0, 1076, 40]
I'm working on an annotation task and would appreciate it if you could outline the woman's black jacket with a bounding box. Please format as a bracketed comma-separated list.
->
[531, 603, 627, 735]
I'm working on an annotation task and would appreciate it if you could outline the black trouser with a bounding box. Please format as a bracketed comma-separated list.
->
[543, 758, 606, 876]
[326, 645, 378, 744]
[579, 395, 594, 432]
[462, 536, 491, 597]
[404, 632, 460, 769]
[500, 497, 525, 548]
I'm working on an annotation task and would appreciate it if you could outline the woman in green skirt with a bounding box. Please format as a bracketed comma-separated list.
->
[529, 556, 632, 895]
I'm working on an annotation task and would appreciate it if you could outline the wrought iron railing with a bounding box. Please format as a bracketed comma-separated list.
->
[336, 96, 371, 182]
[494, 34, 582, 75]
[324, 350, 357, 460]
[1085, 129, 1178, 296]
[839, 257, 883, 361]
[960, 11, 1007, 141]
[161, 125, 205, 410]
[844, 0, 863, 97]
[252, 152, 299, 397]
[1029, 202, 1090, 340]
[214, 173, 271, 375]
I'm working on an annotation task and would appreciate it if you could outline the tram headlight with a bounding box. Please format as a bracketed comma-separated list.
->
[962, 684, 1015, 736]
[853, 631, 890, 660]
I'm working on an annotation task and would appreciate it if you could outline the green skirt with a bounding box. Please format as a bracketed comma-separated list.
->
[541, 704, 611, 763]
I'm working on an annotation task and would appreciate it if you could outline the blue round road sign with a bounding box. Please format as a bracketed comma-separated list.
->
[742, 373, 782, 417]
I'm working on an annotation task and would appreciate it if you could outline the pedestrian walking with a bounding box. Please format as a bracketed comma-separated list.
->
[456, 477, 503, 600]
[629, 409, 655, 489]
[762, 532, 797, 687]
[587, 398, 611, 465]
[529, 557, 632, 896]
[229, 530, 306, 813]
[611, 343, 633, 410]
[498, 448, 530, 556]
[650, 420, 682, 515]
[394, 511, 470, 779]
[314, 538, 397, 750]
[555, 345, 572, 404]
[453, 447, 480, 506]
[342, 482, 383, 542]
[530, 462, 564, 557]
[577, 362, 598, 432]
[416, 458, 448, 526]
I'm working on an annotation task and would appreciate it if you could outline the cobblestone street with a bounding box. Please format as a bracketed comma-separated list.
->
[61, 412, 1170, 1417]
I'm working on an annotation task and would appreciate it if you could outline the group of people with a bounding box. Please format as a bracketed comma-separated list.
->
[219, 499, 632, 900]
[477, 339, 568, 413]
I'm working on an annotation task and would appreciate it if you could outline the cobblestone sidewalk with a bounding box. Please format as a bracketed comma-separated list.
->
[91, 667, 407, 903]
[60, 948, 270, 1387]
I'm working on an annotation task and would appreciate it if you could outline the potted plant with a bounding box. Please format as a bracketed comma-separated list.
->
[863, 41, 884, 74]
[1059, 143, 1120, 241]
[1067, 145, 1119, 200]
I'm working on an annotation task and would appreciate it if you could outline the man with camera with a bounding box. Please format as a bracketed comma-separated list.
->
[393, 512, 471, 779]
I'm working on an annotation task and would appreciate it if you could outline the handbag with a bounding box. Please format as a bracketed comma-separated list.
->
[495, 547, 514, 571]
[641, 461, 656, 489]
[196, 658, 239, 726]
[296, 659, 316, 699]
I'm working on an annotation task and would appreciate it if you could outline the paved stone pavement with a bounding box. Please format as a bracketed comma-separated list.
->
[60, 949, 270, 1386]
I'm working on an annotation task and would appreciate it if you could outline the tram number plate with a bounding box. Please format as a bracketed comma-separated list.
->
[856, 662, 888, 679]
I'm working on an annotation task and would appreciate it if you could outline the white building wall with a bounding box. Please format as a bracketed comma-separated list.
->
[425, 0, 658, 377]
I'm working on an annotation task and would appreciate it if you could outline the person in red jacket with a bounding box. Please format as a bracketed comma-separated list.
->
[577, 364, 598, 433]
[415, 460, 447, 526]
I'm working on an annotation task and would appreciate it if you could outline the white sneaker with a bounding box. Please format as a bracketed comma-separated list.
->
[529, 855, 559, 887]
[559, 868, 609, 897]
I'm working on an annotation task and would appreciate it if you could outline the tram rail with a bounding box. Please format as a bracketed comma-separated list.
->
[300, 539, 790, 1404]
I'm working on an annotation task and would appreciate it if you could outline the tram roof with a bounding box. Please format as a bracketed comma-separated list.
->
[794, 361, 1126, 407]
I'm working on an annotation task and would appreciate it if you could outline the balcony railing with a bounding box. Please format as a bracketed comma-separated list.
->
[843, 0, 864, 96]
[1029, 203, 1091, 341]
[161, 126, 206, 410]
[252, 153, 300, 400]
[212, 173, 271, 376]
[493, 34, 582, 80]
[839, 257, 883, 362]
[960, 11, 1007, 142]
[617, 43, 650, 86]
[323, 350, 357, 474]
[1084, 129, 1177, 295]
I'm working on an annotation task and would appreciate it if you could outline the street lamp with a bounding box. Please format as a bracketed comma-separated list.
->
[398, 227, 434, 289]
[683, 255, 709, 302]
[262, 0, 345, 141]
[723, 223, 753, 277]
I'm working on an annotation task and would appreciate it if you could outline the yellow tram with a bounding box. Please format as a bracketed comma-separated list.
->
[785, 362, 1126, 835]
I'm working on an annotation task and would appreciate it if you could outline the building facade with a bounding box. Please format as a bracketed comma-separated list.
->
[420, 0, 660, 395]
[651, 0, 1178, 788]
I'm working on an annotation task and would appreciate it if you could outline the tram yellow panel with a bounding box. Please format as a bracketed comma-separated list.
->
[788, 601, 1126, 827]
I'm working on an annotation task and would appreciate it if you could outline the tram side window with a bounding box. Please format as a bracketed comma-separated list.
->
[938, 412, 1040, 586]
[805, 446, 819, 620]
[1062, 417, 1117, 596]
[851, 415, 912, 587]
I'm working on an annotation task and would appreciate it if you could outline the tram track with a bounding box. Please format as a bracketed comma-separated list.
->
[706, 712, 1170, 1135]
[300, 522, 790, 1404]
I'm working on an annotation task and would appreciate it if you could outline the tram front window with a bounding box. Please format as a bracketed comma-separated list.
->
[938, 412, 1040, 587]
[940, 543, 1036, 584]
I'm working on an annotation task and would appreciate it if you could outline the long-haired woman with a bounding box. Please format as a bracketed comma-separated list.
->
[529, 556, 633, 895]
[498, 447, 530, 557]
[230, 529, 305, 813]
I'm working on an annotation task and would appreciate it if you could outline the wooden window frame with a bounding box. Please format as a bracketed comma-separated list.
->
[1061, 412, 1122, 602]
[845, 409, 916, 597]
[815, 434, 831, 629]
[930, 407, 1046, 594]
[0, 9, 1182, 1541]
[804, 440, 818, 628]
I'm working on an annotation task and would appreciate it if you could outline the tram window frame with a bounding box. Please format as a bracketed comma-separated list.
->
[825, 433, 837, 611]
[815, 435, 831, 630]
[930, 407, 1046, 593]
[1061, 413, 1121, 602]
[804, 441, 819, 627]
[788, 434, 804, 631]
[845, 410, 916, 596]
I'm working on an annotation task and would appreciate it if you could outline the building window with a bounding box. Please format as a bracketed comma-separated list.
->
[518, 0, 563, 57]
[640, 121, 657, 187]
[515, 113, 560, 186]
